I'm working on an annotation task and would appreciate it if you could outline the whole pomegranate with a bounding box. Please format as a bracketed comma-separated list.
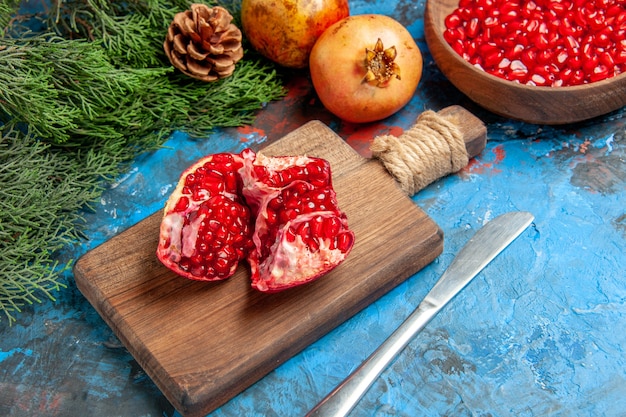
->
[241, 0, 349, 68]
[157, 149, 355, 292]
[309, 14, 423, 123]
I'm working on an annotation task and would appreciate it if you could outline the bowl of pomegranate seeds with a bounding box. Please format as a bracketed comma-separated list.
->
[424, 0, 626, 124]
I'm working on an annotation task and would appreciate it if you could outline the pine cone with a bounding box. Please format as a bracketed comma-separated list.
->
[164, 4, 244, 82]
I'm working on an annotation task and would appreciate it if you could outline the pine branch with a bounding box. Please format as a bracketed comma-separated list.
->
[0, 1, 20, 36]
[0, 1, 285, 324]
[0, 34, 284, 147]
[0, 125, 117, 325]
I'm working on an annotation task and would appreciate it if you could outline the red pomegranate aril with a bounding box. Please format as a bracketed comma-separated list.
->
[306, 236, 320, 253]
[443, 28, 458, 45]
[309, 216, 324, 236]
[564, 34, 580, 50]
[560, 66, 574, 79]
[520, 49, 537, 67]
[549, 1, 568, 15]
[504, 43, 524, 60]
[323, 216, 342, 238]
[457, 6, 472, 20]
[483, 50, 503, 70]
[533, 32, 551, 50]
[214, 257, 232, 275]
[336, 231, 354, 252]
[173, 196, 190, 212]
[569, 53, 583, 69]
[443, 0, 626, 86]
[589, 15, 607, 31]
[501, 9, 519, 23]
[509, 60, 529, 81]
[470, 55, 484, 68]
[525, 18, 540, 34]
[453, 40, 468, 59]
[559, 19, 579, 38]
[530, 72, 547, 86]
[554, 50, 568, 67]
[590, 64, 610, 82]
[571, 69, 586, 84]
[279, 208, 297, 223]
[599, 50, 616, 67]
[583, 53, 600, 73]
[466, 17, 480, 38]
[536, 48, 553, 65]
[473, 5, 487, 20]
[445, 13, 462, 28]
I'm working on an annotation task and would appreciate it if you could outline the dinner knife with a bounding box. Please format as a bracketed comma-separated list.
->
[306, 211, 535, 417]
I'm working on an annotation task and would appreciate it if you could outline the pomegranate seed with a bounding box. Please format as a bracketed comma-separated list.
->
[501, 9, 519, 23]
[536, 49, 553, 65]
[443, 28, 458, 44]
[467, 17, 480, 38]
[284, 226, 296, 243]
[464, 40, 477, 58]
[450, 39, 466, 57]
[266, 209, 278, 225]
[583, 53, 600, 73]
[589, 63, 610, 82]
[336, 232, 354, 252]
[323, 217, 341, 238]
[307, 238, 320, 253]
[599, 50, 616, 67]
[214, 257, 231, 275]
[296, 221, 310, 238]
[509, 59, 529, 80]
[457, 6, 472, 20]
[173, 196, 189, 212]
[555, 50, 569, 67]
[445, 13, 462, 29]
[571, 69, 586, 84]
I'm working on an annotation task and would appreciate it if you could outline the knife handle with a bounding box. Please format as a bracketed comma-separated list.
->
[305, 299, 440, 417]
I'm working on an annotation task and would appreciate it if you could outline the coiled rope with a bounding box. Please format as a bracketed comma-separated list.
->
[371, 110, 469, 196]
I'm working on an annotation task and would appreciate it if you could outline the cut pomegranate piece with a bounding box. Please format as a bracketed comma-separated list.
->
[242, 152, 355, 292]
[157, 152, 254, 281]
[157, 148, 355, 292]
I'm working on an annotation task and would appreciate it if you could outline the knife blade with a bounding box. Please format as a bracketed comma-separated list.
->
[306, 211, 535, 417]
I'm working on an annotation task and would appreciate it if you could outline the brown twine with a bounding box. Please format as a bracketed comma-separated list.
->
[370, 110, 469, 196]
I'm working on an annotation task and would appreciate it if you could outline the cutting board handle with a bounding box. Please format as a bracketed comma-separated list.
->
[371, 105, 487, 196]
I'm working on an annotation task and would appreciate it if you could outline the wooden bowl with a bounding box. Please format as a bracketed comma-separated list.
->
[424, 0, 626, 125]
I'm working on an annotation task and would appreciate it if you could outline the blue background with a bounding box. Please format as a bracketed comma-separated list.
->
[2, 0, 625, 416]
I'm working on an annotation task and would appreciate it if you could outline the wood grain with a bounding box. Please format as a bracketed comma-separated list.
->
[74, 121, 443, 417]
[438, 105, 486, 159]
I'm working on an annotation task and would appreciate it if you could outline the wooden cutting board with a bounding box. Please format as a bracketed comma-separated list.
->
[74, 120, 444, 417]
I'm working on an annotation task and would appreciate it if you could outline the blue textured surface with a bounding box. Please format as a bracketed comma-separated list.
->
[2, 0, 626, 416]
